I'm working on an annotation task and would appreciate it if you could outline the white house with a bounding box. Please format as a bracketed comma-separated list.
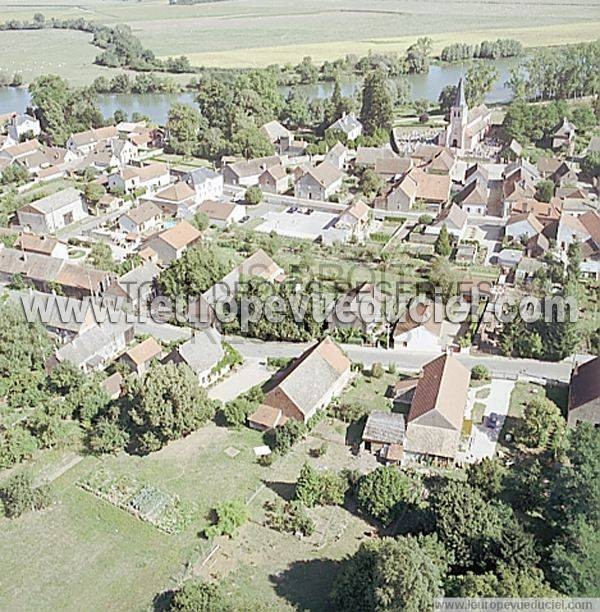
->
[119, 201, 163, 235]
[426, 204, 468, 241]
[328, 113, 363, 141]
[67, 126, 118, 156]
[197, 200, 246, 228]
[109, 162, 171, 195]
[8, 113, 41, 142]
[393, 303, 444, 351]
[184, 167, 224, 201]
[505, 213, 544, 242]
[17, 187, 88, 234]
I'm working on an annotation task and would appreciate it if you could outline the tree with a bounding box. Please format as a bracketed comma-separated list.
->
[271, 419, 306, 455]
[331, 534, 448, 611]
[464, 62, 500, 106]
[581, 151, 600, 180]
[449, 564, 557, 597]
[567, 241, 582, 281]
[356, 466, 423, 525]
[471, 364, 490, 380]
[428, 256, 459, 301]
[221, 397, 255, 429]
[159, 244, 228, 300]
[466, 458, 506, 499]
[0, 303, 52, 378]
[88, 242, 114, 272]
[295, 462, 322, 507]
[191, 211, 210, 232]
[406, 37, 433, 73]
[535, 179, 555, 203]
[166, 103, 205, 157]
[518, 396, 565, 451]
[548, 423, 600, 527]
[204, 499, 248, 539]
[30, 74, 103, 145]
[359, 168, 382, 196]
[434, 225, 452, 257]
[127, 363, 216, 453]
[83, 181, 105, 205]
[360, 68, 393, 135]
[245, 185, 263, 206]
[231, 123, 275, 159]
[88, 419, 129, 455]
[0, 473, 51, 518]
[431, 480, 504, 570]
[169, 579, 231, 612]
[1, 163, 29, 186]
[548, 517, 600, 596]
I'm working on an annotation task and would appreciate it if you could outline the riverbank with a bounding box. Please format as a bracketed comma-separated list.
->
[0, 57, 518, 125]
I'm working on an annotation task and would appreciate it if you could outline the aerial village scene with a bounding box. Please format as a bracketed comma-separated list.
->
[0, 0, 599, 610]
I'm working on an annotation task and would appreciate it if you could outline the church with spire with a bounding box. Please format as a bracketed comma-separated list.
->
[440, 78, 493, 154]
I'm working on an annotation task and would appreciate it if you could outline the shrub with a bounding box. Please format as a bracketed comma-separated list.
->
[0, 473, 52, 518]
[88, 419, 129, 455]
[204, 499, 248, 539]
[265, 499, 315, 537]
[471, 365, 491, 381]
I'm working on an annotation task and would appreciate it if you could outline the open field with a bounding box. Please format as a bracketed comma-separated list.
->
[0, 0, 599, 79]
[0, 418, 376, 610]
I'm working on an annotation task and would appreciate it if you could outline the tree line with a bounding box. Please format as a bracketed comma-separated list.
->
[440, 38, 523, 62]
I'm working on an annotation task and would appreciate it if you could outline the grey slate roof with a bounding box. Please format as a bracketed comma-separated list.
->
[362, 411, 406, 444]
[26, 187, 82, 215]
[174, 329, 224, 374]
[186, 166, 220, 186]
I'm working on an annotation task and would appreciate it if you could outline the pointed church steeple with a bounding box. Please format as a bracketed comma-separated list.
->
[454, 77, 467, 109]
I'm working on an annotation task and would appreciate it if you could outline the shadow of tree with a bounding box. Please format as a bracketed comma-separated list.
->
[264, 480, 296, 501]
[270, 558, 341, 611]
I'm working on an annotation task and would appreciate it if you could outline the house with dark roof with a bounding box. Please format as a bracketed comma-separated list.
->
[222, 156, 281, 187]
[184, 166, 223, 201]
[404, 354, 470, 462]
[0, 245, 112, 298]
[568, 357, 600, 428]
[455, 180, 489, 216]
[254, 337, 352, 424]
[552, 117, 576, 151]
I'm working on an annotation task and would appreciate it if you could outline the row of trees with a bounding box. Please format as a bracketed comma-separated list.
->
[507, 40, 600, 101]
[440, 38, 523, 62]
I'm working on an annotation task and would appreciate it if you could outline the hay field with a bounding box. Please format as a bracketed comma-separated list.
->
[0, 0, 598, 77]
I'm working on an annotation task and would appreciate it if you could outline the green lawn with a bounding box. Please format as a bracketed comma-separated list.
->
[0, 417, 375, 610]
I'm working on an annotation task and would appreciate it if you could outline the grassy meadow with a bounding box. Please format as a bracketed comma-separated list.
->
[0, 419, 376, 611]
[0, 0, 598, 81]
